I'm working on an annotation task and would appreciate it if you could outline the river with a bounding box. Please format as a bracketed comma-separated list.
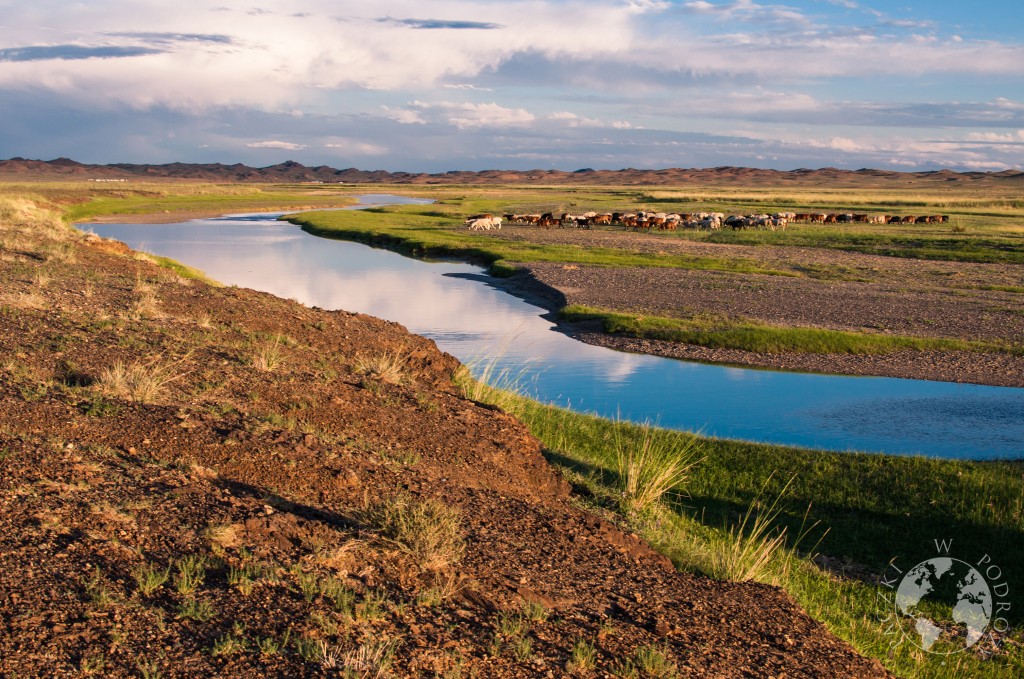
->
[86, 195, 1024, 460]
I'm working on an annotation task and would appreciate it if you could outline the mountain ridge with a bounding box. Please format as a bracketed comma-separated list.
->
[3, 156, 1023, 185]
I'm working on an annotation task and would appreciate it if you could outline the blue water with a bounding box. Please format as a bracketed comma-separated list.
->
[85, 196, 1024, 460]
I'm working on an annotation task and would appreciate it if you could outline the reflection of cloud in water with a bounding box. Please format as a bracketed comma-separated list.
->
[596, 353, 645, 385]
[723, 366, 764, 383]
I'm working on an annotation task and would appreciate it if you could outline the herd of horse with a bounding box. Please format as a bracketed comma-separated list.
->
[465, 210, 951, 232]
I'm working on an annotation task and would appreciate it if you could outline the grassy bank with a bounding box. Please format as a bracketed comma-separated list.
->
[285, 205, 793, 277]
[458, 375, 1024, 678]
[0, 181, 358, 224]
[560, 304, 1021, 356]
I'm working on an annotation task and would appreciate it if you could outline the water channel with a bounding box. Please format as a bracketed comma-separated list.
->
[86, 195, 1024, 460]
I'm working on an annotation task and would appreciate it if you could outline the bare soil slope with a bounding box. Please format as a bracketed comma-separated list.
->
[0, 207, 890, 675]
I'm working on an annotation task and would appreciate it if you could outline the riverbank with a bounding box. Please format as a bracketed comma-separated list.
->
[491, 264, 1024, 387]
[1, 192, 899, 676]
[285, 202, 1024, 387]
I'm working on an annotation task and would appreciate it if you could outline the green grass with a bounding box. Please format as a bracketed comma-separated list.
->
[460, 378, 1024, 678]
[54, 183, 358, 223]
[559, 305, 1021, 355]
[284, 205, 794, 277]
[18, 180, 1023, 268]
[702, 227, 1024, 265]
[146, 253, 221, 286]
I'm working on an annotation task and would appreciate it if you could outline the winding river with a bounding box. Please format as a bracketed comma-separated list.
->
[87, 195, 1024, 460]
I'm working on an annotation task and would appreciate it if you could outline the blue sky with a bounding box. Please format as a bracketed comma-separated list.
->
[1, 0, 1022, 172]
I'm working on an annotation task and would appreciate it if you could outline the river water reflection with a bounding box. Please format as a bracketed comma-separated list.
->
[88, 197, 1024, 460]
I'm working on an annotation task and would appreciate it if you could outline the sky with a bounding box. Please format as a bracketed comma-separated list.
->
[1, 0, 1023, 172]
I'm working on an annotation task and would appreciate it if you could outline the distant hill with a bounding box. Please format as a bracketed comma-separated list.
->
[2, 156, 1022, 186]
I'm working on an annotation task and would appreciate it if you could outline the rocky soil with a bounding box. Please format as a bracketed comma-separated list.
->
[0, 206, 890, 675]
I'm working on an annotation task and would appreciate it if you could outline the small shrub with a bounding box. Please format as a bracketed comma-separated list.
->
[340, 638, 399, 675]
[511, 635, 533, 661]
[78, 653, 105, 675]
[295, 637, 326, 664]
[496, 611, 529, 640]
[80, 397, 122, 417]
[174, 554, 207, 595]
[98, 357, 187, 404]
[83, 566, 114, 607]
[249, 334, 285, 372]
[322, 577, 355, 616]
[522, 599, 549, 622]
[361, 494, 464, 571]
[633, 644, 678, 678]
[132, 561, 170, 596]
[609, 658, 638, 678]
[293, 569, 320, 602]
[257, 628, 291, 656]
[355, 589, 388, 622]
[211, 630, 247, 656]
[415, 587, 444, 608]
[228, 564, 256, 596]
[177, 598, 215, 622]
[135, 655, 162, 679]
[309, 611, 340, 636]
[213, 622, 248, 655]
[354, 350, 408, 385]
[567, 638, 597, 672]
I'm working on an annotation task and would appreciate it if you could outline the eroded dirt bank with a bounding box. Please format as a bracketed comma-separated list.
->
[0, 213, 890, 675]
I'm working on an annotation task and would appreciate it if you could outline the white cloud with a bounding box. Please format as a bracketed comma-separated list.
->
[247, 140, 308, 150]
[547, 111, 603, 127]
[324, 138, 388, 155]
[381, 105, 426, 124]
[1, 0, 1023, 115]
[413, 100, 536, 129]
[442, 83, 493, 91]
[964, 130, 1024, 143]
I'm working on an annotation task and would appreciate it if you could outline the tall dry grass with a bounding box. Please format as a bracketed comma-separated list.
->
[354, 350, 408, 385]
[98, 356, 189, 404]
[361, 494, 464, 571]
[612, 420, 702, 514]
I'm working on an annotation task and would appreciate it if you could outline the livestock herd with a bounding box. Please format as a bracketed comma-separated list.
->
[465, 210, 951, 232]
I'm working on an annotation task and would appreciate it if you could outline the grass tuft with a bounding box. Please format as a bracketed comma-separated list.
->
[613, 420, 702, 514]
[132, 561, 170, 597]
[98, 356, 188, 404]
[249, 334, 285, 372]
[354, 350, 408, 385]
[361, 494, 464, 571]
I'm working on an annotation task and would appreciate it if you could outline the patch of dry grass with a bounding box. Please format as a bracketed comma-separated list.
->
[249, 334, 286, 372]
[613, 421, 702, 514]
[98, 356, 188, 403]
[361, 494, 464, 571]
[354, 350, 408, 385]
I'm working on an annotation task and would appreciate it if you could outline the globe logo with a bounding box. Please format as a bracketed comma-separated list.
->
[892, 557, 993, 653]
